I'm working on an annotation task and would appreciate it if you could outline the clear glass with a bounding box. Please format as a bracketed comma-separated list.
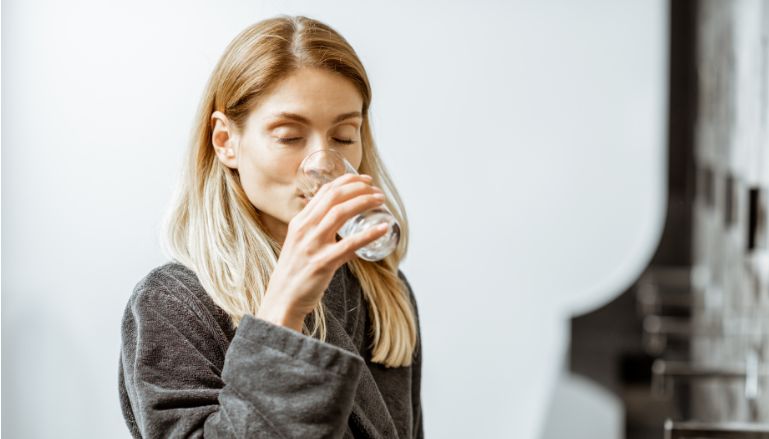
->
[295, 150, 400, 261]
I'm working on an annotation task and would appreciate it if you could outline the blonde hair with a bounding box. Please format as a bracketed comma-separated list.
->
[160, 15, 416, 367]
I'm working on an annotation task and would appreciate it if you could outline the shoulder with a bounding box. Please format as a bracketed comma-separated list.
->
[128, 261, 200, 306]
[125, 261, 231, 331]
[120, 262, 235, 373]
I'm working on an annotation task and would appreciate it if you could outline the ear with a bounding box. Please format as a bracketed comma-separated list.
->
[211, 110, 239, 169]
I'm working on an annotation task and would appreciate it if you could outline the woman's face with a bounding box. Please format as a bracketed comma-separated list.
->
[211, 67, 364, 244]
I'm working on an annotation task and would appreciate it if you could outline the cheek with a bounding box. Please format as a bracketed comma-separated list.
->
[345, 146, 364, 172]
[237, 145, 302, 219]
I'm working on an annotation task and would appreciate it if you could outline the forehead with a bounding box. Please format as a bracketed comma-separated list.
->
[251, 67, 363, 123]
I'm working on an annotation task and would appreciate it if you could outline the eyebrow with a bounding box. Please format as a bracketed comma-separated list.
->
[269, 111, 362, 124]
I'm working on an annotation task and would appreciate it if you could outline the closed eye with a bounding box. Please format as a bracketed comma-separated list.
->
[274, 137, 356, 145]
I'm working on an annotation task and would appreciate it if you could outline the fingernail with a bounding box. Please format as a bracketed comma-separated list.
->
[361, 174, 373, 180]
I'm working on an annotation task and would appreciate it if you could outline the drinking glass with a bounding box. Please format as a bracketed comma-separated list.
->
[295, 150, 400, 261]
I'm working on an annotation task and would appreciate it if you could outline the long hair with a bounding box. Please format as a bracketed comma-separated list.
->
[160, 15, 416, 367]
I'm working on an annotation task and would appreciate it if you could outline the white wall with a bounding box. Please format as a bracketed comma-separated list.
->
[1, 0, 667, 437]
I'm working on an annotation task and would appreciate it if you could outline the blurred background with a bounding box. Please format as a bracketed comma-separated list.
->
[2, 0, 767, 438]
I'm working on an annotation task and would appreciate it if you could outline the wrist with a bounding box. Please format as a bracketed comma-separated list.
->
[256, 296, 305, 333]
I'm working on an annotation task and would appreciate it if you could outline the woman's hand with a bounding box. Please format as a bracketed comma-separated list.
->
[256, 173, 388, 332]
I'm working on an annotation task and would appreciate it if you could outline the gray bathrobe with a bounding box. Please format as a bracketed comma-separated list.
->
[118, 261, 423, 439]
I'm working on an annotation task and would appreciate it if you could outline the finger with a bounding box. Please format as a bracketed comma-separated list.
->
[325, 222, 390, 267]
[314, 192, 386, 239]
[304, 179, 382, 225]
[300, 174, 365, 215]
[294, 174, 363, 224]
[327, 173, 374, 194]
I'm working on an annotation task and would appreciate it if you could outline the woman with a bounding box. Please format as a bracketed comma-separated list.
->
[118, 15, 423, 439]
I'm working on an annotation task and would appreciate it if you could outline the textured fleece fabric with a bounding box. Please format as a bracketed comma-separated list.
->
[118, 261, 423, 439]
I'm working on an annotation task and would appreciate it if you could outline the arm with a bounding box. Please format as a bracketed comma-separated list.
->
[119, 276, 364, 438]
[398, 270, 424, 439]
[412, 330, 424, 439]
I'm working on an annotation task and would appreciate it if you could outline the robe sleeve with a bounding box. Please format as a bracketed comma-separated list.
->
[398, 270, 424, 439]
[119, 274, 364, 439]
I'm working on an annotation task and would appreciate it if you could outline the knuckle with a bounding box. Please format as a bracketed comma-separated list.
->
[298, 239, 313, 257]
[318, 194, 336, 210]
[354, 181, 373, 192]
[341, 237, 356, 252]
[327, 185, 344, 199]
[367, 195, 384, 206]
[349, 236, 365, 252]
[327, 206, 344, 224]
[318, 183, 332, 196]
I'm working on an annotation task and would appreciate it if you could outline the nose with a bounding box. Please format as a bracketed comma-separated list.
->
[300, 147, 348, 183]
[307, 139, 335, 156]
[304, 139, 359, 176]
[306, 147, 337, 173]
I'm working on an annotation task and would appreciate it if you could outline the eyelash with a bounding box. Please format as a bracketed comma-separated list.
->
[276, 137, 355, 145]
